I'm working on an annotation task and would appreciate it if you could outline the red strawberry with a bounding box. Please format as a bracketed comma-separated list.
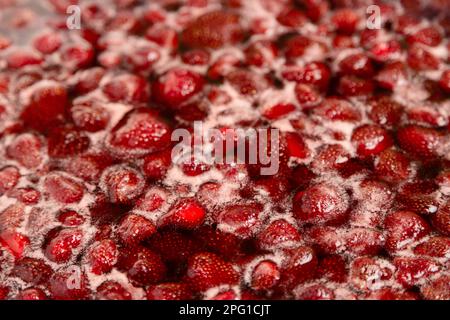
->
[294, 284, 335, 300]
[394, 257, 440, 288]
[316, 255, 348, 283]
[49, 266, 90, 300]
[216, 203, 264, 238]
[311, 144, 350, 173]
[339, 53, 374, 77]
[407, 45, 440, 70]
[407, 26, 442, 47]
[6, 133, 43, 168]
[331, 9, 359, 34]
[159, 198, 206, 230]
[249, 259, 281, 291]
[47, 125, 90, 158]
[87, 239, 118, 275]
[181, 11, 244, 49]
[107, 108, 172, 158]
[349, 257, 394, 291]
[0, 166, 20, 195]
[0, 231, 30, 259]
[338, 75, 374, 97]
[384, 211, 430, 252]
[43, 172, 84, 204]
[351, 124, 393, 158]
[368, 96, 403, 127]
[148, 230, 202, 263]
[16, 288, 48, 300]
[58, 210, 85, 227]
[365, 288, 419, 300]
[256, 219, 302, 251]
[117, 214, 156, 246]
[0, 287, 9, 300]
[414, 236, 450, 258]
[439, 70, 450, 92]
[0, 203, 25, 231]
[374, 149, 411, 183]
[11, 257, 53, 285]
[194, 226, 243, 259]
[432, 202, 450, 236]
[147, 283, 193, 300]
[279, 246, 318, 290]
[117, 246, 166, 287]
[102, 73, 149, 104]
[44, 228, 83, 263]
[96, 281, 132, 300]
[293, 182, 349, 225]
[421, 275, 450, 300]
[313, 97, 361, 122]
[396, 125, 443, 159]
[152, 68, 204, 109]
[186, 252, 240, 292]
[20, 81, 67, 132]
[101, 165, 146, 204]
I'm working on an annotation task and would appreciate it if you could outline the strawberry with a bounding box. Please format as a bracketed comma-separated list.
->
[117, 246, 166, 287]
[152, 68, 204, 109]
[102, 73, 149, 104]
[107, 108, 172, 158]
[384, 211, 431, 253]
[117, 214, 156, 246]
[279, 246, 318, 290]
[315, 255, 348, 283]
[186, 252, 240, 292]
[374, 149, 411, 183]
[351, 124, 393, 157]
[6, 133, 43, 168]
[49, 267, 90, 300]
[339, 53, 374, 77]
[250, 259, 281, 291]
[0, 231, 30, 259]
[44, 228, 83, 263]
[414, 236, 450, 258]
[20, 82, 67, 132]
[159, 198, 206, 230]
[87, 239, 118, 275]
[396, 125, 443, 159]
[407, 26, 442, 47]
[256, 219, 302, 251]
[11, 257, 53, 285]
[407, 45, 440, 70]
[368, 96, 403, 127]
[421, 275, 450, 300]
[193, 226, 243, 259]
[293, 182, 350, 225]
[96, 281, 132, 300]
[313, 97, 361, 122]
[216, 203, 264, 238]
[47, 125, 90, 158]
[394, 257, 440, 288]
[0, 166, 20, 195]
[147, 283, 193, 300]
[43, 172, 84, 204]
[432, 202, 450, 236]
[181, 11, 244, 49]
[148, 230, 202, 263]
[16, 288, 48, 300]
[294, 284, 335, 300]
